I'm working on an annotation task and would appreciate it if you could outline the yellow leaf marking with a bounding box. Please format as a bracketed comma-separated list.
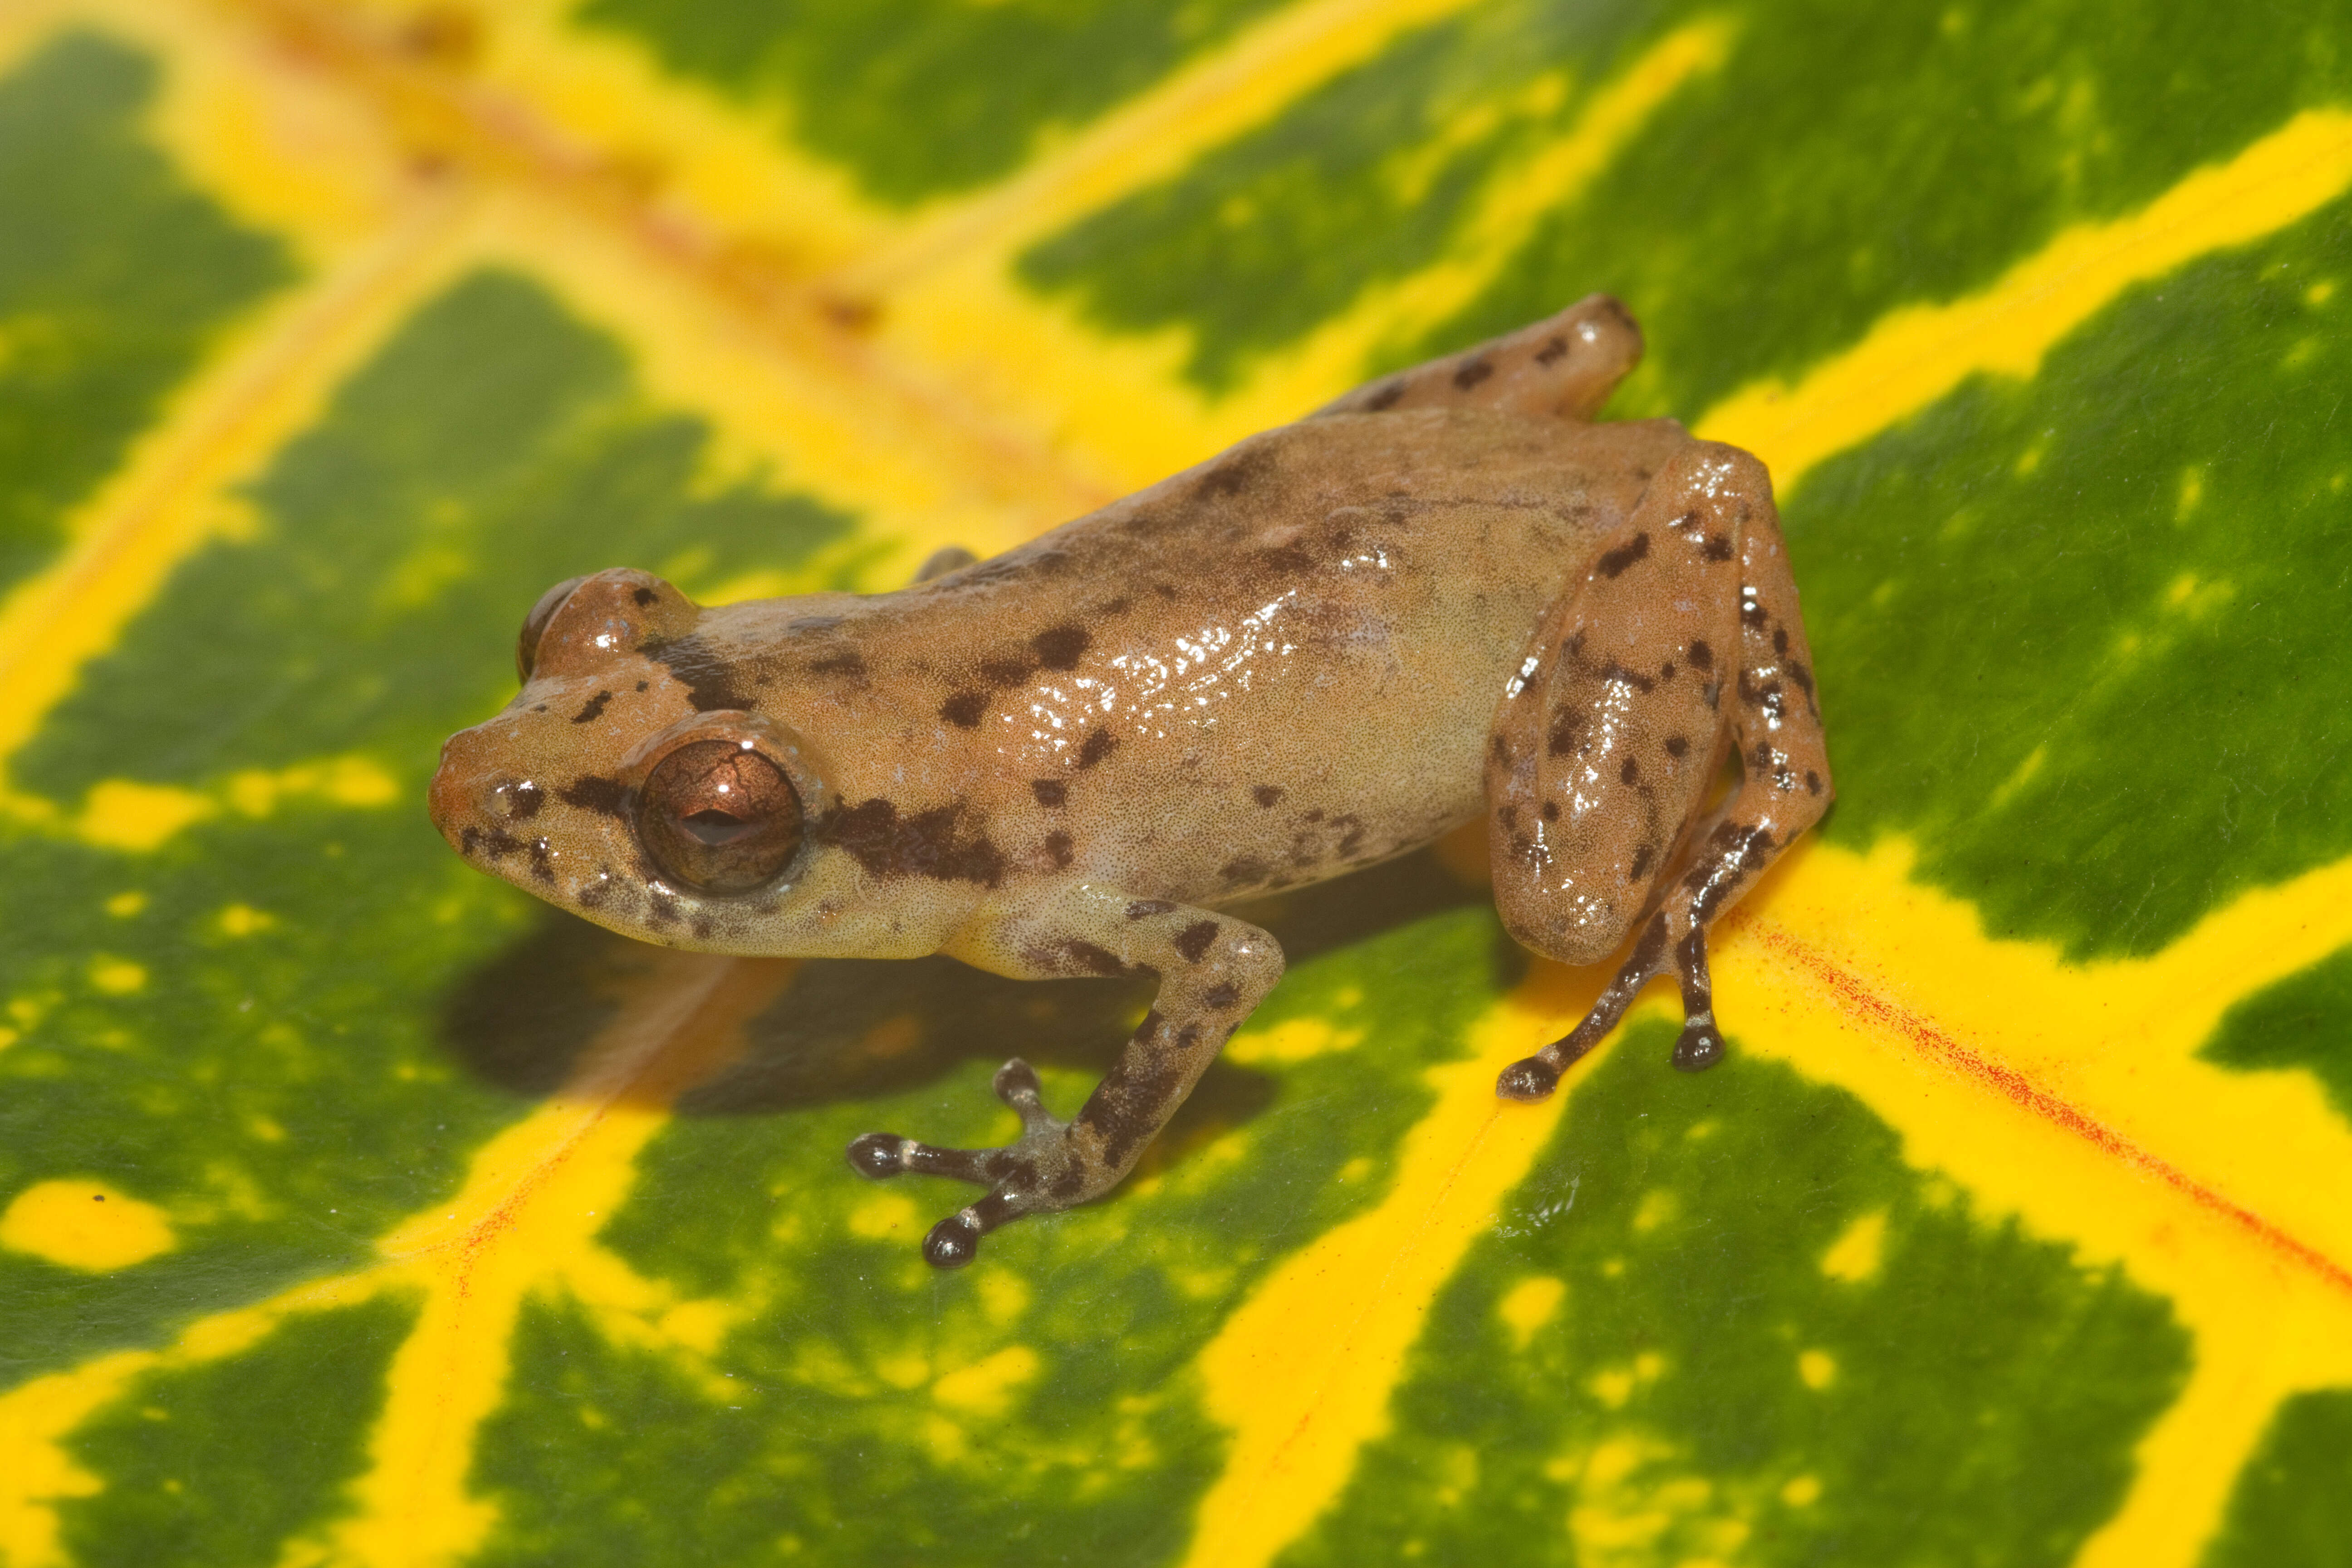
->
[0, 948, 790, 1568]
[1496, 1276, 1566, 1349]
[225, 0, 1125, 564]
[1700, 107, 2352, 488]
[0, 1180, 175, 1271]
[835, 0, 1491, 298]
[1199, 19, 1735, 439]
[6, 754, 402, 851]
[1184, 960, 1611, 1568]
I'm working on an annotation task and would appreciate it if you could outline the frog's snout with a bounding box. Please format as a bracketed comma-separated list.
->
[427, 726, 497, 851]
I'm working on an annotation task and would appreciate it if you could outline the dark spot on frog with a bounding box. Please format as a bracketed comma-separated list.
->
[1101, 595, 1132, 617]
[978, 655, 1032, 686]
[1204, 982, 1241, 1010]
[1044, 831, 1074, 869]
[691, 914, 714, 940]
[532, 704, 548, 713]
[1252, 784, 1285, 808]
[1153, 583, 1179, 600]
[1751, 740, 1774, 770]
[1596, 532, 1650, 578]
[559, 776, 631, 818]
[1220, 856, 1269, 888]
[1742, 597, 1769, 628]
[644, 634, 758, 712]
[1773, 627, 1789, 656]
[1534, 335, 1568, 366]
[503, 780, 543, 821]
[808, 649, 866, 678]
[1497, 804, 1519, 832]
[1333, 815, 1366, 857]
[576, 876, 609, 910]
[1806, 770, 1823, 796]
[1541, 800, 1559, 822]
[1031, 779, 1068, 808]
[1490, 734, 1511, 765]
[1302, 808, 1323, 823]
[528, 838, 554, 883]
[647, 887, 680, 926]
[1628, 842, 1656, 881]
[571, 690, 612, 724]
[632, 587, 655, 607]
[1620, 756, 1641, 786]
[1703, 533, 1734, 563]
[819, 798, 1006, 887]
[634, 681, 647, 692]
[1787, 659, 1815, 699]
[941, 690, 988, 728]
[1664, 735, 1690, 760]
[1031, 623, 1090, 670]
[1196, 444, 1276, 500]
[1174, 921, 1219, 962]
[1061, 940, 1128, 977]
[1631, 465, 1652, 481]
[1687, 639, 1714, 672]
[1125, 899, 1177, 920]
[1452, 357, 1493, 390]
[1660, 662, 1676, 681]
[1077, 727, 1117, 769]
[1547, 706, 1588, 757]
[1366, 380, 1404, 412]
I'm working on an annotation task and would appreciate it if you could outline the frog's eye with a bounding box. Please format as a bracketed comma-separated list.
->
[635, 737, 804, 892]
[516, 576, 588, 684]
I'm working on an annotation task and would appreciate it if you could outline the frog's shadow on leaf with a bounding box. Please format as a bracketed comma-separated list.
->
[438, 847, 1509, 1165]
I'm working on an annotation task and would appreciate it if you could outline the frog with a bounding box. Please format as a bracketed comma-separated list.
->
[428, 295, 1832, 1268]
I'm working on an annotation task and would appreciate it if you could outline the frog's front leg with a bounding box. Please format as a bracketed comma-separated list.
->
[1489, 441, 1833, 1099]
[846, 886, 1283, 1267]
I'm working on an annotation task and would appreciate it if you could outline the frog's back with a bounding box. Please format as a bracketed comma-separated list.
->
[727, 407, 1694, 905]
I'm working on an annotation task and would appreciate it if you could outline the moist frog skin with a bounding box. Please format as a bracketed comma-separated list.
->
[429, 296, 1833, 1268]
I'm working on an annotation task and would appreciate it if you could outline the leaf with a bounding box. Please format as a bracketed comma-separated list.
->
[0, 3, 2348, 1566]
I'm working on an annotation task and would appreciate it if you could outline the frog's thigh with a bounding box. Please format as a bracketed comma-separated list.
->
[1314, 294, 1643, 423]
[1486, 442, 1747, 966]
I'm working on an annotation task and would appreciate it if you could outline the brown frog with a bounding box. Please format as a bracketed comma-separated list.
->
[428, 297, 1833, 1267]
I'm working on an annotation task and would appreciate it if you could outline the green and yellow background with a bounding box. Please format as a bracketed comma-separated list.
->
[0, 1, 2349, 1563]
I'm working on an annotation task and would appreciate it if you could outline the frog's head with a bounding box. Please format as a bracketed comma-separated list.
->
[429, 568, 841, 950]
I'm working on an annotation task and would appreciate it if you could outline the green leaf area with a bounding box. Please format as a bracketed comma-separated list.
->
[0, 33, 292, 596]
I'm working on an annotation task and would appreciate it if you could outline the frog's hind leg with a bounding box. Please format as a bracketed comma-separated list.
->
[1315, 294, 1643, 423]
[1490, 441, 1833, 1100]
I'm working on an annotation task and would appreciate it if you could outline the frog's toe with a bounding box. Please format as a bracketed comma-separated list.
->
[1496, 1055, 1562, 1102]
[924, 1210, 985, 1267]
[845, 1131, 912, 1178]
[1671, 1020, 1726, 1072]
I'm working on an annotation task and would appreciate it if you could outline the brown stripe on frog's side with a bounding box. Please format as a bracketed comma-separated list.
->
[939, 622, 1096, 728]
[818, 798, 1007, 887]
[558, 775, 631, 817]
[644, 632, 761, 712]
[570, 691, 613, 724]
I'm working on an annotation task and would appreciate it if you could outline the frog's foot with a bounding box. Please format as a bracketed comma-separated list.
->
[845, 1058, 1078, 1268]
[1495, 916, 1726, 1102]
